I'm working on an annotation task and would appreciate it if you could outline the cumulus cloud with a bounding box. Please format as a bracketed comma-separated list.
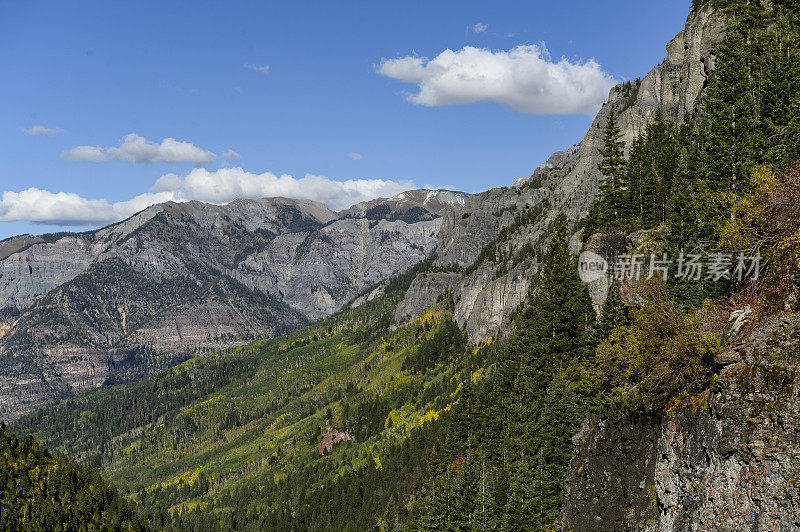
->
[245, 64, 270, 74]
[348, 152, 363, 160]
[378, 44, 616, 115]
[0, 169, 414, 225]
[0, 188, 115, 225]
[151, 167, 412, 210]
[222, 149, 241, 159]
[61, 134, 216, 164]
[21, 125, 62, 137]
[0, 188, 171, 225]
[61, 145, 107, 162]
[471, 22, 487, 33]
[106, 134, 216, 164]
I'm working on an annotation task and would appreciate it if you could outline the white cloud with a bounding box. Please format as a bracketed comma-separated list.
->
[0, 169, 415, 225]
[21, 125, 62, 137]
[471, 22, 487, 33]
[61, 145, 107, 162]
[61, 134, 216, 164]
[152, 167, 412, 210]
[1, 188, 131, 225]
[245, 64, 270, 74]
[348, 152, 363, 160]
[378, 44, 616, 115]
[222, 149, 241, 159]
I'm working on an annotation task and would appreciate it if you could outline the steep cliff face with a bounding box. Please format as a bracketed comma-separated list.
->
[396, 2, 725, 341]
[233, 217, 441, 320]
[564, 314, 800, 531]
[0, 190, 463, 421]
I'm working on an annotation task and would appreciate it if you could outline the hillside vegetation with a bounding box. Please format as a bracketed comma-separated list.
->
[0, 424, 145, 531]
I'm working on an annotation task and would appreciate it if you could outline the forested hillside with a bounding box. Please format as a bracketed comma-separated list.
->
[0, 424, 145, 531]
[403, 0, 800, 528]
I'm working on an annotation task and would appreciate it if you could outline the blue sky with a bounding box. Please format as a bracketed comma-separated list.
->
[0, 0, 691, 239]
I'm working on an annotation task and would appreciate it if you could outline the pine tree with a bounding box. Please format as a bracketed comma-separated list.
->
[496, 212, 596, 502]
[528, 372, 585, 529]
[597, 109, 628, 226]
[597, 282, 626, 339]
[642, 109, 681, 225]
[760, 3, 800, 167]
[500, 464, 529, 532]
[512, 213, 596, 409]
[665, 153, 703, 252]
[697, 0, 768, 216]
[625, 133, 648, 225]
[451, 454, 480, 531]
[470, 456, 491, 532]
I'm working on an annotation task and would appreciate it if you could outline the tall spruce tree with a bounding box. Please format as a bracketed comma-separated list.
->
[597, 109, 628, 226]
[597, 282, 626, 339]
[626, 132, 648, 225]
[511, 213, 595, 404]
[760, 3, 800, 167]
[696, 0, 768, 217]
[529, 372, 585, 529]
[665, 153, 703, 251]
[642, 109, 681, 225]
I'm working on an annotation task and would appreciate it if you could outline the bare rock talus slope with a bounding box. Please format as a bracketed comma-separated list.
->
[396, 2, 724, 341]
[0, 190, 464, 421]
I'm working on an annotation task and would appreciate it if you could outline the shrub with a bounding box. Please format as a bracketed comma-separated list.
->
[594, 280, 722, 413]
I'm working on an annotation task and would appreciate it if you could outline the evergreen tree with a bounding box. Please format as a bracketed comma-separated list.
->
[528, 372, 585, 529]
[500, 464, 529, 532]
[696, 0, 769, 216]
[760, 3, 800, 167]
[470, 456, 491, 532]
[665, 153, 703, 251]
[597, 282, 626, 339]
[641, 109, 681, 225]
[597, 109, 629, 226]
[511, 213, 595, 409]
[625, 133, 648, 225]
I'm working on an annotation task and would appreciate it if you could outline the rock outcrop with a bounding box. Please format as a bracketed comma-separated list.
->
[563, 314, 800, 531]
[317, 425, 355, 454]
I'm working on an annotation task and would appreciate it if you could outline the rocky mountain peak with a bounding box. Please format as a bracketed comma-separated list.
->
[340, 188, 469, 219]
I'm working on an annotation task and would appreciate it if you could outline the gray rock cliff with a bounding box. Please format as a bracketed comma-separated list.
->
[564, 314, 800, 531]
[396, 2, 724, 341]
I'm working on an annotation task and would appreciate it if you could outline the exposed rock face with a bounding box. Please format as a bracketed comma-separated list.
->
[395, 272, 461, 322]
[395, 3, 724, 341]
[0, 235, 45, 261]
[317, 426, 355, 454]
[0, 236, 96, 311]
[234, 217, 441, 320]
[0, 190, 462, 421]
[435, 187, 542, 269]
[342, 189, 468, 219]
[453, 261, 536, 341]
[563, 315, 800, 531]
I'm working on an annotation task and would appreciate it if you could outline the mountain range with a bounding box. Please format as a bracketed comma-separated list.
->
[0, 190, 466, 420]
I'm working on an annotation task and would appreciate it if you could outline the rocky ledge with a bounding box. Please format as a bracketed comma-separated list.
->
[564, 314, 800, 531]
